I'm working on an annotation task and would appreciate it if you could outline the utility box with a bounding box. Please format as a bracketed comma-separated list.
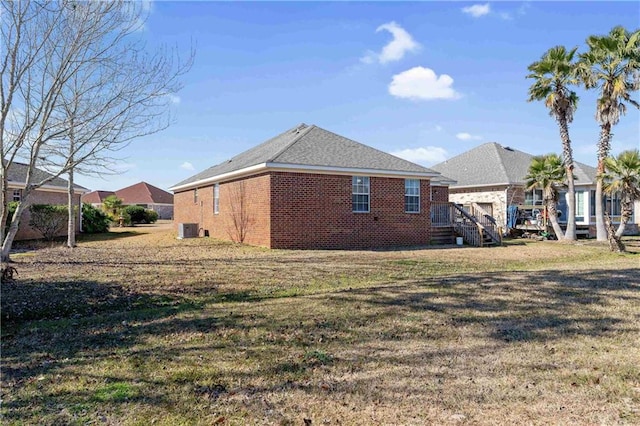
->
[178, 223, 198, 239]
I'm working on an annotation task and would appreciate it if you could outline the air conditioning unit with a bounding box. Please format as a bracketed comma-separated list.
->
[178, 223, 198, 239]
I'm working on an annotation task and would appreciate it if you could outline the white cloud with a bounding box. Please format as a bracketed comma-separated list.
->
[389, 66, 461, 101]
[435, 125, 443, 132]
[361, 21, 420, 64]
[391, 147, 448, 165]
[169, 94, 181, 105]
[456, 132, 483, 141]
[462, 3, 491, 18]
[180, 161, 195, 171]
[518, 2, 531, 16]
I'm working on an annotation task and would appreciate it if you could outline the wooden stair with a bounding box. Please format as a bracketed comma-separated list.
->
[431, 226, 455, 245]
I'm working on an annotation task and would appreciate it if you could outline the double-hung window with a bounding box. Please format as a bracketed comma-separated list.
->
[405, 179, 420, 213]
[12, 189, 22, 202]
[352, 176, 370, 212]
[213, 183, 219, 214]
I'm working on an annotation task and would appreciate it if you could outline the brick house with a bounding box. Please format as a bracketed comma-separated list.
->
[82, 190, 116, 209]
[83, 182, 174, 219]
[7, 162, 88, 240]
[115, 182, 174, 219]
[430, 142, 636, 236]
[170, 124, 446, 249]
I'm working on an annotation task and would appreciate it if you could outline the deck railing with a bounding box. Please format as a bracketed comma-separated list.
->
[430, 202, 502, 247]
[431, 202, 454, 227]
[469, 202, 503, 245]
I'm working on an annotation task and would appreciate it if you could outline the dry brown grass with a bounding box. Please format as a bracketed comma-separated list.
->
[1, 225, 639, 425]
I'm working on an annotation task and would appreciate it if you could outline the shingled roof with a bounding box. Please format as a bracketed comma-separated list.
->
[116, 182, 173, 205]
[82, 190, 116, 204]
[7, 162, 88, 192]
[430, 142, 597, 188]
[171, 124, 439, 191]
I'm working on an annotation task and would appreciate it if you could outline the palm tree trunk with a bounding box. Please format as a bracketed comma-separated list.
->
[604, 213, 624, 252]
[557, 114, 576, 240]
[595, 124, 611, 241]
[614, 197, 632, 238]
[546, 202, 565, 240]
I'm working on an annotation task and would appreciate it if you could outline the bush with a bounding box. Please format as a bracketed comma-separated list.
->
[123, 205, 146, 224]
[29, 204, 68, 241]
[144, 209, 158, 224]
[82, 203, 110, 233]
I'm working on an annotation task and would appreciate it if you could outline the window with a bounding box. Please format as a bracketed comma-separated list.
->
[575, 191, 584, 222]
[213, 183, 219, 214]
[590, 190, 622, 216]
[405, 179, 420, 213]
[12, 189, 22, 202]
[194, 188, 198, 204]
[352, 176, 370, 212]
[524, 189, 544, 206]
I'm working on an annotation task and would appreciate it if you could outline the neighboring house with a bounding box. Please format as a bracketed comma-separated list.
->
[6, 162, 88, 241]
[170, 123, 446, 249]
[430, 142, 637, 237]
[82, 190, 116, 210]
[82, 182, 174, 219]
[115, 182, 174, 219]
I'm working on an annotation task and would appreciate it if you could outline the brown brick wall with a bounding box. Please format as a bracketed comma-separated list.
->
[270, 172, 431, 249]
[174, 172, 433, 249]
[431, 185, 449, 202]
[173, 173, 271, 246]
[8, 189, 83, 241]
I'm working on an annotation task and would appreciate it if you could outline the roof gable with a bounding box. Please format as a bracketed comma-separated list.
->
[430, 143, 597, 188]
[116, 182, 173, 204]
[82, 190, 116, 204]
[172, 124, 438, 190]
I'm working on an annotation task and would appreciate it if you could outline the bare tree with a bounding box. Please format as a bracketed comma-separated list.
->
[1, 0, 193, 259]
[228, 181, 253, 244]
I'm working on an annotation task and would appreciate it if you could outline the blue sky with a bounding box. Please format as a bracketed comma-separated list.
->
[76, 1, 640, 192]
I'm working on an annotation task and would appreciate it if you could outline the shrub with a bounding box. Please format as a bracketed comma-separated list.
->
[123, 205, 146, 224]
[82, 203, 110, 233]
[144, 209, 158, 224]
[29, 204, 68, 241]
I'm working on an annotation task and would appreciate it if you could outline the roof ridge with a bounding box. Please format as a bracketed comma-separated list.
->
[268, 123, 313, 162]
[491, 143, 512, 183]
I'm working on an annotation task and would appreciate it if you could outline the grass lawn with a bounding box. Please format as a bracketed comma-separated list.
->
[1, 227, 639, 425]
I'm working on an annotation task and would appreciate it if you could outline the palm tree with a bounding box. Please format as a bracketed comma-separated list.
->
[525, 154, 567, 240]
[603, 149, 640, 239]
[578, 26, 640, 241]
[102, 195, 123, 216]
[527, 46, 579, 241]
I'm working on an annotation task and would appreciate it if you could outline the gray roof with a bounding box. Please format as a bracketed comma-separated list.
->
[430, 142, 597, 188]
[8, 162, 88, 191]
[174, 124, 438, 188]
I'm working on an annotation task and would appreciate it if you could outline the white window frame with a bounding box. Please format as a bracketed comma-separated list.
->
[213, 183, 219, 214]
[525, 189, 544, 206]
[405, 179, 420, 213]
[352, 176, 370, 213]
[194, 188, 198, 204]
[12, 189, 22, 202]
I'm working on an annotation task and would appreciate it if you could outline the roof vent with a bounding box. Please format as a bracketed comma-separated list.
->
[502, 145, 513, 151]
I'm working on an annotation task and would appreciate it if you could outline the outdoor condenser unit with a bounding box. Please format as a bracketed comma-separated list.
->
[178, 223, 198, 239]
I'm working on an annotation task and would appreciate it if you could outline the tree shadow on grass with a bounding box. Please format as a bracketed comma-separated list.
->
[2, 267, 639, 423]
[327, 267, 640, 344]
